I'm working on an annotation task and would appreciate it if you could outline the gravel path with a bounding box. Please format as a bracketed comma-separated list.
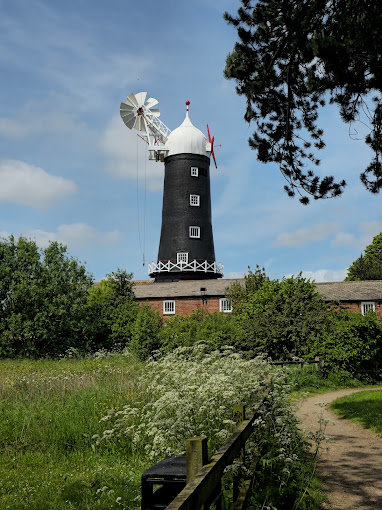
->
[296, 387, 382, 509]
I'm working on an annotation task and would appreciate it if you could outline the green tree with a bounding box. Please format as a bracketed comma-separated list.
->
[346, 232, 382, 280]
[130, 305, 162, 360]
[310, 309, 382, 377]
[224, 1, 382, 203]
[0, 236, 93, 357]
[228, 270, 329, 359]
[87, 268, 137, 349]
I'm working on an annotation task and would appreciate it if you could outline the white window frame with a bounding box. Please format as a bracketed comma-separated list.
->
[163, 300, 175, 315]
[177, 252, 188, 264]
[190, 194, 200, 206]
[189, 226, 200, 238]
[361, 301, 375, 315]
[191, 167, 198, 177]
[219, 298, 232, 313]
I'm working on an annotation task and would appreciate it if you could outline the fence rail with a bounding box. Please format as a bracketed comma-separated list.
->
[163, 389, 270, 510]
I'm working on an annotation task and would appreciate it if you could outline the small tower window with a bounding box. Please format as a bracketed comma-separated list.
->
[163, 300, 175, 315]
[190, 194, 200, 206]
[191, 167, 198, 177]
[177, 252, 188, 264]
[189, 226, 200, 238]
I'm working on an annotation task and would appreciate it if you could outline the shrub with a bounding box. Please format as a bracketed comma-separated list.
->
[96, 345, 273, 460]
[227, 269, 330, 359]
[129, 305, 162, 360]
[159, 309, 236, 353]
[310, 309, 382, 379]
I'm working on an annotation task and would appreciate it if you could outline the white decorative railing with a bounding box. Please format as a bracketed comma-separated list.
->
[148, 259, 224, 276]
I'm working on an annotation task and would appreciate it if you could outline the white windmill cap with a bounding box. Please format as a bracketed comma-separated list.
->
[166, 102, 211, 158]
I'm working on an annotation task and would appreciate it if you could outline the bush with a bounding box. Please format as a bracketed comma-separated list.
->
[87, 269, 137, 351]
[310, 309, 382, 379]
[159, 309, 236, 353]
[227, 269, 330, 359]
[129, 305, 162, 360]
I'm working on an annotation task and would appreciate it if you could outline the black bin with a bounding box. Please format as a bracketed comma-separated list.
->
[141, 456, 186, 509]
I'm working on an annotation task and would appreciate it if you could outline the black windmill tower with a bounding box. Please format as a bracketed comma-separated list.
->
[120, 92, 223, 282]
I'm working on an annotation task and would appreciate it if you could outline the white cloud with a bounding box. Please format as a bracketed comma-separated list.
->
[0, 159, 77, 209]
[297, 269, 348, 282]
[275, 222, 341, 247]
[101, 230, 123, 244]
[331, 232, 359, 249]
[22, 223, 122, 250]
[331, 221, 382, 251]
[0, 108, 84, 138]
[359, 221, 382, 238]
[100, 115, 164, 192]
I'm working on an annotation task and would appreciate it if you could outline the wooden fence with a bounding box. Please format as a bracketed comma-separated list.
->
[164, 389, 270, 510]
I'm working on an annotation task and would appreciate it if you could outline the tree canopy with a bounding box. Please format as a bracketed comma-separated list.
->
[224, 0, 382, 204]
[226, 267, 330, 358]
[0, 236, 94, 357]
[346, 232, 382, 280]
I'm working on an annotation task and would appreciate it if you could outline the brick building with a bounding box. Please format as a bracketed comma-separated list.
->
[315, 280, 382, 319]
[133, 279, 382, 319]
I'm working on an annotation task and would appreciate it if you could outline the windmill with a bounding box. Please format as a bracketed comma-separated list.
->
[120, 92, 223, 281]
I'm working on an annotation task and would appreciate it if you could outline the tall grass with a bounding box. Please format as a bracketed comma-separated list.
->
[0, 349, 325, 509]
[0, 353, 144, 510]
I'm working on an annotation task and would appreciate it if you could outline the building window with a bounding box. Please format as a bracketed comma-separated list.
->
[189, 226, 200, 238]
[191, 167, 198, 177]
[219, 298, 232, 313]
[190, 194, 200, 206]
[177, 252, 188, 264]
[361, 301, 375, 315]
[163, 300, 175, 315]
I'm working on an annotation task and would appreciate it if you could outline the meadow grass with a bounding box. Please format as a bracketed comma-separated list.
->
[0, 350, 326, 510]
[330, 389, 382, 435]
[0, 354, 146, 510]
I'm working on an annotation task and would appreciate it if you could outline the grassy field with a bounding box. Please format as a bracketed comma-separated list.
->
[330, 389, 382, 435]
[0, 351, 327, 510]
[0, 354, 146, 510]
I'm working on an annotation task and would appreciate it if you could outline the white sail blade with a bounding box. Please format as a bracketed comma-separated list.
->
[135, 92, 147, 106]
[124, 92, 138, 107]
[145, 97, 159, 109]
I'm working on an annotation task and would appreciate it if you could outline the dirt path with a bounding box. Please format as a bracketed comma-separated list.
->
[296, 387, 382, 509]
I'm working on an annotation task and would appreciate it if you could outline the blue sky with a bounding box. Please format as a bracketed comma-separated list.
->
[1, 0, 381, 283]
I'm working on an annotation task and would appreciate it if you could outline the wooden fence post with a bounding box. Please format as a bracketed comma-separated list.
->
[233, 405, 246, 502]
[186, 436, 208, 484]
[233, 404, 246, 427]
[315, 356, 323, 378]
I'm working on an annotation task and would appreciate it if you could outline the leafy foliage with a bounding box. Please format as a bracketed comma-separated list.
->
[87, 268, 138, 349]
[224, 0, 382, 203]
[130, 305, 162, 360]
[159, 308, 236, 353]
[0, 236, 93, 357]
[346, 232, 382, 280]
[227, 268, 330, 359]
[309, 309, 382, 377]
